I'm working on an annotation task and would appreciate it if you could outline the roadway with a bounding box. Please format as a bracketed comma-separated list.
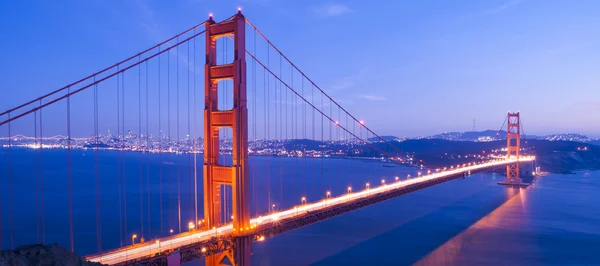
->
[85, 156, 535, 265]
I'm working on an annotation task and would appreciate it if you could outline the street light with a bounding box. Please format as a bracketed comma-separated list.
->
[156, 240, 160, 254]
[381, 179, 385, 185]
[395, 176, 399, 181]
[169, 229, 174, 235]
[366, 182, 370, 189]
[188, 222, 195, 231]
[347, 186, 352, 193]
[301, 197, 306, 204]
[326, 191, 331, 198]
[418, 172, 422, 177]
[407, 174, 411, 179]
[271, 204, 275, 212]
[132, 234, 137, 245]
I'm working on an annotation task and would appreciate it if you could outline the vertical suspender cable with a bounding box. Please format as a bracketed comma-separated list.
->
[329, 99, 332, 190]
[290, 62, 294, 198]
[311, 84, 315, 200]
[338, 108, 341, 187]
[301, 76, 305, 197]
[116, 68, 123, 247]
[252, 28, 257, 216]
[266, 43, 271, 213]
[145, 61, 151, 238]
[122, 70, 128, 243]
[279, 54, 283, 208]
[263, 56, 268, 214]
[167, 50, 172, 232]
[158, 48, 163, 235]
[35, 110, 39, 243]
[138, 56, 144, 239]
[290, 62, 293, 147]
[67, 87, 74, 252]
[346, 113, 350, 186]
[321, 92, 324, 195]
[8, 112, 15, 249]
[94, 76, 102, 252]
[40, 102, 45, 245]
[177, 40, 181, 233]
[193, 31, 198, 226]
[186, 40, 191, 226]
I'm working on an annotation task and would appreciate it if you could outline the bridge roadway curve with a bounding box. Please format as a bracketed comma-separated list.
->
[86, 157, 535, 265]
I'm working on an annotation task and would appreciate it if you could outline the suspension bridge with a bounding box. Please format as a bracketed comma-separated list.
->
[0, 11, 535, 266]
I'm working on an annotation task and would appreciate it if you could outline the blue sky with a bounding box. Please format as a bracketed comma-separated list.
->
[1, 0, 599, 138]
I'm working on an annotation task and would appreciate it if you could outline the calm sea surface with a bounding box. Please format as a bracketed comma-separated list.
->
[1, 148, 599, 265]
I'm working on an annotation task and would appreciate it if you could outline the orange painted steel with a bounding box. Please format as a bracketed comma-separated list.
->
[203, 11, 251, 266]
[506, 112, 521, 183]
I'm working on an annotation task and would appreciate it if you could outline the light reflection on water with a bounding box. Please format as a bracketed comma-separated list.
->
[260, 171, 600, 266]
[415, 187, 526, 266]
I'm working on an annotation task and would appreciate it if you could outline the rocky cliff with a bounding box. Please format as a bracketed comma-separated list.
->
[0, 244, 105, 266]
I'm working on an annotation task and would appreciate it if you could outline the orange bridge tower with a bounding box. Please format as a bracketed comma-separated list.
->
[505, 111, 521, 184]
[203, 11, 251, 266]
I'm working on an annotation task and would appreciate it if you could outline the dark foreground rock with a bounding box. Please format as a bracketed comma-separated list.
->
[0, 244, 105, 266]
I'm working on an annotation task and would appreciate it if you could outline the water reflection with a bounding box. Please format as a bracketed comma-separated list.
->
[414, 187, 528, 266]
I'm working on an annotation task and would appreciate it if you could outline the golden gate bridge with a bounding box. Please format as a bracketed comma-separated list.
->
[0, 10, 534, 266]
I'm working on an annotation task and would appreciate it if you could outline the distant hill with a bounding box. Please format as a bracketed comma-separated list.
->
[427, 130, 508, 141]
[424, 130, 597, 143]
[367, 136, 400, 142]
[365, 138, 600, 174]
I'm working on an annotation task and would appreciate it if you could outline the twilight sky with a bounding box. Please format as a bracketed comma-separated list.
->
[1, 0, 599, 138]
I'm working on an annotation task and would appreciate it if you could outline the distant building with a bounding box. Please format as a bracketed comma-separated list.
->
[476, 136, 494, 142]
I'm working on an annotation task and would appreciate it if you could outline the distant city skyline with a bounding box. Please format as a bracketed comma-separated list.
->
[2, 128, 597, 143]
[1, 0, 599, 138]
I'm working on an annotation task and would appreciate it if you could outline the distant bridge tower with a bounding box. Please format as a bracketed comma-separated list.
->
[203, 11, 251, 266]
[505, 112, 520, 183]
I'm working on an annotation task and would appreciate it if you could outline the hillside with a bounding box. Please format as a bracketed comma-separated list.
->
[0, 244, 104, 266]
[367, 139, 600, 174]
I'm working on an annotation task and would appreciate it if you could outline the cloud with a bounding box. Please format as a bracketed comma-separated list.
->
[331, 79, 355, 90]
[475, 0, 522, 16]
[132, 0, 201, 73]
[134, 0, 161, 38]
[314, 3, 353, 17]
[359, 94, 386, 101]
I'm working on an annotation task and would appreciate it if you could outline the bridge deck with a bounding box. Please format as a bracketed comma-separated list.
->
[85, 157, 534, 265]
